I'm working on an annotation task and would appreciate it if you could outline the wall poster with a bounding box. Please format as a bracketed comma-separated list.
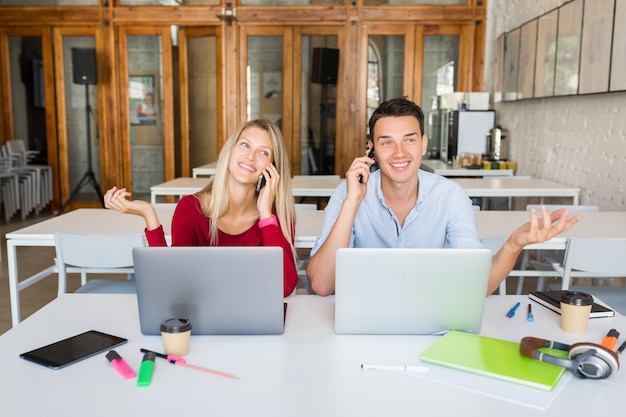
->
[554, 0, 583, 96]
[129, 74, 158, 126]
[534, 9, 559, 98]
[518, 19, 538, 100]
[610, 0, 626, 91]
[502, 27, 521, 102]
[579, 0, 614, 94]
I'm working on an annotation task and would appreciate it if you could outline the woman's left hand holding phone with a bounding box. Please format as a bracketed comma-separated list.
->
[256, 164, 279, 220]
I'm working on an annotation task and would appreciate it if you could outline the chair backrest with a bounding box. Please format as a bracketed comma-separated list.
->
[560, 237, 626, 289]
[526, 204, 600, 213]
[54, 232, 146, 269]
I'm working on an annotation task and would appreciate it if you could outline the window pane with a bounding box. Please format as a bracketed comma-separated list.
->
[242, 0, 341, 4]
[63, 36, 100, 202]
[0, 0, 97, 4]
[8, 36, 47, 164]
[422, 35, 459, 160]
[120, 0, 220, 4]
[302, 36, 338, 175]
[364, 0, 466, 4]
[247, 36, 283, 122]
[128, 35, 164, 198]
[188, 35, 218, 169]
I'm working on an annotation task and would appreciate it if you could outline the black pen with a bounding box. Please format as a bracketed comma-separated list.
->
[139, 348, 238, 380]
[527, 303, 533, 322]
[618, 340, 626, 355]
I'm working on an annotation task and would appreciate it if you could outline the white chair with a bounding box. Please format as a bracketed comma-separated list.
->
[1, 140, 53, 216]
[54, 232, 146, 295]
[517, 204, 600, 293]
[546, 237, 626, 314]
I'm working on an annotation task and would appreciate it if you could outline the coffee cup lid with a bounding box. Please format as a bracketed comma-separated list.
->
[160, 318, 192, 333]
[559, 291, 593, 306]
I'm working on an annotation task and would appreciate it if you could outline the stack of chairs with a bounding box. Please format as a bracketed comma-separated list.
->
[0, 139, 53, 220]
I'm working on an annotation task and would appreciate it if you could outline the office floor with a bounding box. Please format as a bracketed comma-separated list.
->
[0, 208, 565, 336]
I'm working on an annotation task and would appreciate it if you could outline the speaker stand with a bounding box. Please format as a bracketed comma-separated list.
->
[59, 84, 104, 214]
[318, 84, 328, 174]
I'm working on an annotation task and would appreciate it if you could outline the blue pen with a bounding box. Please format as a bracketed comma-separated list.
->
[506, 302, 521, 318]
[527, 303, 534, 322]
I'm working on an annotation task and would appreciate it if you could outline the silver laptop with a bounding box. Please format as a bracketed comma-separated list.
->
[133, 246, 285, 335]
[334, 248, 492, 335]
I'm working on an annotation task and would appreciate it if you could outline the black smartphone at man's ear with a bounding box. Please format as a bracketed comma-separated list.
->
[256, 175, 266, 193]
[358, 148, 375, 183]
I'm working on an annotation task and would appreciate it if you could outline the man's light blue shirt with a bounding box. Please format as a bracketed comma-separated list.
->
[310, 169, 485, 256]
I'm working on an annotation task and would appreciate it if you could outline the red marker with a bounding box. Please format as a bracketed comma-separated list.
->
[601, 329, 620, 350]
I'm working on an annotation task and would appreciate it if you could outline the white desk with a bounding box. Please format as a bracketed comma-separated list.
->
[6, 208, 325, 326]
[291, 176, 344, 197]
[191, 161, 217, 178]
[475, 211, 626, 250]
[453, 177, 580, 206]
[1, 293, 624, 416]
[421, 159, 514, 177]
[150, 177, 210, 203]
[151, 176, 345, 203]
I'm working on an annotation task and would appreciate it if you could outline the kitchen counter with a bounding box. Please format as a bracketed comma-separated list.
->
[421, 159, 514, 177]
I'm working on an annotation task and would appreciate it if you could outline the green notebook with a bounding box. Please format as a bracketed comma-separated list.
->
[420, 330, 568, 391]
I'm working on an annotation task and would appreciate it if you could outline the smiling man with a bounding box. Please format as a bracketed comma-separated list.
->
[306, 96, 580, 296]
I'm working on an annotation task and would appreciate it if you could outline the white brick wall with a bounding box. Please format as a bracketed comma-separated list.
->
[485, 0, 626, 210]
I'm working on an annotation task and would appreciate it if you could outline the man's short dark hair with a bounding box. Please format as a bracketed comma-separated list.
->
[368, 96, 425, 139]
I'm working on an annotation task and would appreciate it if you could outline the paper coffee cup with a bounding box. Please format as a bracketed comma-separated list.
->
[160, 318, 192, 356]
[559, 291, 593, 333]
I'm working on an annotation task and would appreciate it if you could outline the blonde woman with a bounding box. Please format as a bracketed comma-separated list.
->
[104, 119, 298, 296]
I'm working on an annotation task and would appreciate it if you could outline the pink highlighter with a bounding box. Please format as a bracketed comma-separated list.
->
[106, 350, 137, 379]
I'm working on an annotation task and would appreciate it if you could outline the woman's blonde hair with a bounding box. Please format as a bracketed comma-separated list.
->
[197, 119, 296, 261]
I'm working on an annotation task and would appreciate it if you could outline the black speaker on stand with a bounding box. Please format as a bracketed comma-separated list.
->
[59, 47, 104, 213]
[311, 47, 339, 175]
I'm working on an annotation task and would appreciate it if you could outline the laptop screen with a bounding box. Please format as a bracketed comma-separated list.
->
[334, 248, 492, 335]
[133, 246, 285, 335]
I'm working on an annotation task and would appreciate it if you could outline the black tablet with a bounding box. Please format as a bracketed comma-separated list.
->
[20, 330, 128, 370]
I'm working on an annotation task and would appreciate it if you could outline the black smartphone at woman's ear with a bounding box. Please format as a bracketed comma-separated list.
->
[256, 175, 266, 193]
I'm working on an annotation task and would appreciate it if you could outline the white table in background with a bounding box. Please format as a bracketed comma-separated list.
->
[291, 175, 344, 197]
[421, 159, 514, 177]
[151, 176, 345, 203]
[475, 210, 626, 250]
[192, 161, 217, 178]
[5, 208, 324, 326]
[453, 177, 580, 206]
[1, 293, 624, 416]
[150, 177, 210, 203]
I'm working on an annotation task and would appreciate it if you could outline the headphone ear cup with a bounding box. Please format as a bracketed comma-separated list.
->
[569, 342, 620, 379]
